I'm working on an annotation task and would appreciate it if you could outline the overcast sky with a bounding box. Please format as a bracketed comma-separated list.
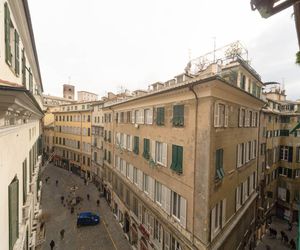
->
[28, 0, 299, 100]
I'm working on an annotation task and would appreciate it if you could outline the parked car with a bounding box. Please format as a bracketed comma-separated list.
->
[77, 212, 100, 227]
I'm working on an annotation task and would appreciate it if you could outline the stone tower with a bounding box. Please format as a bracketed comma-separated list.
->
[63, 84, 75, 100]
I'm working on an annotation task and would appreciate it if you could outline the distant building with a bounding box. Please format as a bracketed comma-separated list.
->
[256, 84, 300, 238]
[78, 90, 98, 102]
[52, 102, 94, 178]
[0, 1, 44, 249]
[63, 84, 75, 100]
[42, 94, 76, 108]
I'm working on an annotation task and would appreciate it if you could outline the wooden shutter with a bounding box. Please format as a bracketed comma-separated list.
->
[138, 169, 143, 190]
[171, 145, 177, 171]
[211, 205, 216, 239]
[15, 30, 20, 75]
[151, 140, 156, 161]
[224, 105, 229, 127]
[5, 3, 11, 64]
[129, 135, 133, 151]
[221, 199, 226, 227]
[131, 110, 135, 124]
[164, 230, 170, 250]
[239, 108, 243, 127]
[180, 197, 187, 228]
[149, 108, 153, 124]
[161, 185, 166, 211]
[214, 103, 219, 127]
[9, 177, 19, 250]
[177, 146, 183, 173]
[138, 203, 142, 222]
[165, 187, 171, 215]
[129, 164, 133, 182]
[149, 177, 155, 201]
[140, 109, 144, 124]
[162, 143, 167, 166]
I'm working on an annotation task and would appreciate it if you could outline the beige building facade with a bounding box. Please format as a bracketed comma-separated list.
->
[52, 102, 93, 178]
[99, 49, 265, 250]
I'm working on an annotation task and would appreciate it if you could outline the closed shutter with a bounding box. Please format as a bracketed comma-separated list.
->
[5, 3, 11, 64]
[129, 164, 133, 182]
[164, 230, 170, 250]
[245, 110, 249, 127]
[224, 105, 229, 127]
[236, 144, 240, 168]
[9, 177, 19, 250]
[149, 177, 155, 201]
[22, 50, 26, 86]
[162, 143, 167, 166]
[161, 185, 166, 211]
[138, 203, 142, 222]
[149, 108, 153, 124]
[180, 197, 187, 228]
[239, 108, 243, 127]
[129, 135, 133, 151]
[221, 199, 226, 227]
[165, 187, 171, 215]
[151, 140, 156, 161]
[131, 110, 135, 124]
[214, 103, 219, 127]
[140, 109, 144, 124]
[211, 205, 216, 239]
[177, 146, 183, 173]
[15, 30, 20, 75]
[288, 147, 293, 162]
[171, 145, 177, 171]
[138, 169, 143, 190]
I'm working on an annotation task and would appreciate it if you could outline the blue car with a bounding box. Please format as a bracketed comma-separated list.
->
[77, 212, 100, 227]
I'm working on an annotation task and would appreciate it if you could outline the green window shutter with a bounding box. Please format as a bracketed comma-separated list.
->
[23, 160, 27, 204]
[14, 30, 20, 75]
[176, 146, 183, 173]
[157, 107, 165, 126]
[5, 3, 11, 65]
[171, 145, 177, 171]
[134, 136, 139, 154]
[22, 49, 26, 86]
[8, 177, 19, 250]
[143, 138, 150, 159]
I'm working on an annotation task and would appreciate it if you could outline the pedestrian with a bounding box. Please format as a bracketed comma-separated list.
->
[288, 221, 292, 231]
[50, 240, 55, 249]
[60, 229, 65, 240]
[56, 180, 58, 186]
[97, 199, 100, 207]
[84, 179, 87, 185]
[265, 245, 271, 250]
[61, 195, 64, 204]
[45, 177, 48, 184]
[87, 194, 90, 200]
[290, 238, 296, 249]
[71, 206, 74, 214]
[249, 238, 255, 250]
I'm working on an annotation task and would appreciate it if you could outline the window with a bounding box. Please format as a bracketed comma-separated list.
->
[22, 159, 27, 204]
[155, 142, 167, 166]
[171, 191, 186, 228]
[156, 107, 165, 126]
[132, 196, 138, 217]
[144, 109, 153, 124]
[126, 163, 130, 179]
[171, 145, 183, 174]
[120, 112, 124, 123]
[211, 199, 226, 239]
[235, 184, 243, 211]
[94, 152, 97, 162]
[215, 149, 225, 180]
[173, 105, 184, 127]
[108, 131, 111, 143]
[133, 136, 139, 155]
[143, 138, 150, 160]
[214, 103, 228, 127]
[134, 109, 144, 124]
[126, 135, 131, 150]
[77, 141, 80, 149]
[171, 237, 182, 250]
[237, 143, 245, 168]
[108, 151, 111, 163]
[280, 146, 293, 162]
[240, 74, 246, 90]
[155, 181, 162, 205]
[143, 174, 149, 194]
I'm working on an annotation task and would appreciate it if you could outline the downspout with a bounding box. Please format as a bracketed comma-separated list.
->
[188, 84, 198, 249]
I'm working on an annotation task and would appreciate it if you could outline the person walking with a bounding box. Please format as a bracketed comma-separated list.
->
[87, 194, 90, 201]
[60, 229, 65, 240]
[50, 240, 55, 249]
[61, 195, 64, 204]
[97, 199, 100, 207]
[56, 180, 58, 187]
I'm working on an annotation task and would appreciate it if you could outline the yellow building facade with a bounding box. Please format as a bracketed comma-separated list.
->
[53, 102, 93, 178]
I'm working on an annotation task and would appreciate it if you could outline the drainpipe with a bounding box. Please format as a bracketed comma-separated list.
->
[188, 84, 198, 249]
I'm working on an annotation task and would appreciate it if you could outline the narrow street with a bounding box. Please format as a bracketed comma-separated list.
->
[40, 163, 132, 250]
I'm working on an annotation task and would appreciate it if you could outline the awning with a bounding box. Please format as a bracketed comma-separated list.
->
[290, 122, 300, 134]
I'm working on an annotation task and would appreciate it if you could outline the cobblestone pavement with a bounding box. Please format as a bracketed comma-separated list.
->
[255, 217, 298, 250]
[40, 163, 132, 250]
